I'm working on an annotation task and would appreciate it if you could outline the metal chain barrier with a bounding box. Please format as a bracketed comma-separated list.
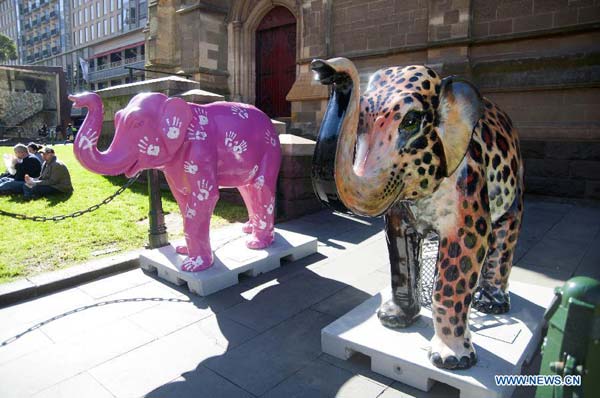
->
[0, 173, 141, 222]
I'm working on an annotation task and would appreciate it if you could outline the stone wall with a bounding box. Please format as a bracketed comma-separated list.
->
[522, 140, 600, 199]
[0, 89, 44, 127]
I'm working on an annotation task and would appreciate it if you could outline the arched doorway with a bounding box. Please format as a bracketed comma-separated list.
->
[255, 7, 296, 118]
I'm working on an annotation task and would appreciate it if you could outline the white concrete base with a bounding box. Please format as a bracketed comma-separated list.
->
[140, 226, 317, 296]
[321, 281, 555, 398]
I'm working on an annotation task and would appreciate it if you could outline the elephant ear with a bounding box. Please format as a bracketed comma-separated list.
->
[437, 76, 484, 177]
[159, 97, 192, 158]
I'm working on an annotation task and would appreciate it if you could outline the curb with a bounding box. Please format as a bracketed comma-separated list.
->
[0, 250, 143, 308]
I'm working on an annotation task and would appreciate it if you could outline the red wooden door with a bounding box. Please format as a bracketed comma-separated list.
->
[256, 7, 296, 118]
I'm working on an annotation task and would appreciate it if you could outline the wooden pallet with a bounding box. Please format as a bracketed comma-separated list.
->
[321, 281, 555, 398]
[140, 227, 317, 296]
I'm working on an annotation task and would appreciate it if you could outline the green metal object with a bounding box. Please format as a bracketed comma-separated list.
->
[537, 276, 600, 398]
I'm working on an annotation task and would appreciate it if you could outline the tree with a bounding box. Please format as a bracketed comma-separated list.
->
[0, 34, 17, 63]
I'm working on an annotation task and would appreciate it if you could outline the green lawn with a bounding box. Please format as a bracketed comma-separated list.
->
[0, 144, 248, 284]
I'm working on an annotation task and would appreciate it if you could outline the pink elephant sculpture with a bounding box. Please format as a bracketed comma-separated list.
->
[69, 92, 281, 272]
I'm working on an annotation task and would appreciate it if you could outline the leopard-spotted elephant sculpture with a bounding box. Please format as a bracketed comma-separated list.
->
[311, 58, 524, 370]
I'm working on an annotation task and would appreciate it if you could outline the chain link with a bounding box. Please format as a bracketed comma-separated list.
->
[0, 173, 141, 222]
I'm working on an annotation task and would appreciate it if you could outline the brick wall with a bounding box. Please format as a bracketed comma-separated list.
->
[332, 0, 429, 54]
[472, 0, 600, 38]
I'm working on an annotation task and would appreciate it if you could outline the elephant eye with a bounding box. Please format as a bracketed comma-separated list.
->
[132, 120, 144, 129]
[399, 111, 423, 133]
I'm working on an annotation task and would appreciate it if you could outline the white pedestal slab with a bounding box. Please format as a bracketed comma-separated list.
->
[321, 281, 555, 398]
[140, 226, 317, 296]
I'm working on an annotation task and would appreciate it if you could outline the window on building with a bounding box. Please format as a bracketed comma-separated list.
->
[110, 0, 114, 12]
[91, 24, 94, 40]
[110, 79, 121, 86]
[110, 16, 114, 33]
[90, 5, 93, 19]
[96, 2, 100, 17]
[84, 7, 88, 23]
[117, 0, 121, 9]
[79, 29, 82, 44]
[103, 19, 107, 35]
[117, 14, 122, 30]
[97, 82, 106, 89]
[97, 21, 102, 37]
[85, 27, 88, 42]
[103, 0, 107, 14]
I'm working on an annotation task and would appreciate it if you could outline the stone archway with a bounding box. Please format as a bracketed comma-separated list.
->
[228, 0, 302, 105]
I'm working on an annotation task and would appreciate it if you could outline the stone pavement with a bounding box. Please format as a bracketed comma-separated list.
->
[0, 196, 599, 398]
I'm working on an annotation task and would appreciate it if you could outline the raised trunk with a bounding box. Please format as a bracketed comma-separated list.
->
[311, 58, 402, 217]
[69, 92, 134, 176]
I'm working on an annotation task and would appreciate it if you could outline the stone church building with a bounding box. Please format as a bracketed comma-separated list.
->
[145, 0, 600, 199]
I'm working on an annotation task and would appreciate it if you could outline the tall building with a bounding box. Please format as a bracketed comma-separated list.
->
[17, 0, 70, 65]
[12, 0, 147, 92]
[0, 0, 20, 65]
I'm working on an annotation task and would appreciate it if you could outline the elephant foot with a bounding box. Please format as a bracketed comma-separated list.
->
[246, 232, 274, 250]
[429, 334, 477, 370]
[377, 298, 420, 329]
[472, 285, 510, 314]
[181, 255, 214, 272]
[175, 245, 188, 255]
[242, 221, 253, 234]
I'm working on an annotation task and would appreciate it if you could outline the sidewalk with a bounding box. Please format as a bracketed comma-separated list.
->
[0, 196, 598, 398]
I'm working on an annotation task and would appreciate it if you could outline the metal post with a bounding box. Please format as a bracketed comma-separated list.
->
[147, 169, 169, 248]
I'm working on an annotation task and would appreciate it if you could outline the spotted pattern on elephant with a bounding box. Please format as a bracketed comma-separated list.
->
[311, 58, 524, 370]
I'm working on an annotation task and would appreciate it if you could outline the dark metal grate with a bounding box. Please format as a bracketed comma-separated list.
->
[418, 235, 439, 309]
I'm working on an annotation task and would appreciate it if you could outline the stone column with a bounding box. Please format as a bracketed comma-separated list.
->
[231, 20, 242, 102]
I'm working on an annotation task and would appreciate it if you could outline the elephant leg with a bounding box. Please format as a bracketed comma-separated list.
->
[377, 204, 423, 329]
[243, 153, 279, 249]
[180, 174, 220, 272]
[428, 208, 491, 370]
[473, 190, 523, 314]
[238, 186, 255, 234]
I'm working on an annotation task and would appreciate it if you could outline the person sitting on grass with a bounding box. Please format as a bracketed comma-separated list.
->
[23, 146, 73, 200]
[27, 142, 43, 164]
[0, 143, 42, 194]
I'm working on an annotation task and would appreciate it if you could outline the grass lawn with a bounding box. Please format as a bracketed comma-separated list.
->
[0, 144, 248, 284]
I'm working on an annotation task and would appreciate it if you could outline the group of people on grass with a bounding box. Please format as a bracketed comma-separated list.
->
[38, 123, 78, 142]
[0, 143, 73, 200]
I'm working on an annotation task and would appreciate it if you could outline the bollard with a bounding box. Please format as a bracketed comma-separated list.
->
[536, 276, 600, 398]
[147, 169, 169, 249]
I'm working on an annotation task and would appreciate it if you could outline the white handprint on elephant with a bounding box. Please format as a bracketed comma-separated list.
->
[183, 160, 198, 175]
[232, 140, 248, 155]
[193, 179, 214, 202]
[78, 128, 99, 151]
[164, 116, 183, 139]
[138, 136, 160, 156]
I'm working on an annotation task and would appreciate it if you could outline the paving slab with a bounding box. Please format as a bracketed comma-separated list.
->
[145, 367, 254, 398]
[262, 357, 388, 398]
[31, 372, 114, 398]
[88, 321, 229, 397]
[222, 268, 346, 333]
[321, 281, 555, 398]
[140, 228, 318, 296]
[205, 309, 335, 396]
[517, 237, 589, 274]
[0, 318, 155, 397]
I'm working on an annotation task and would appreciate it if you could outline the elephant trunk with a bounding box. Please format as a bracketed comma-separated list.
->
[69, 92, 134, 176]
[311, 58, 401, 217]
